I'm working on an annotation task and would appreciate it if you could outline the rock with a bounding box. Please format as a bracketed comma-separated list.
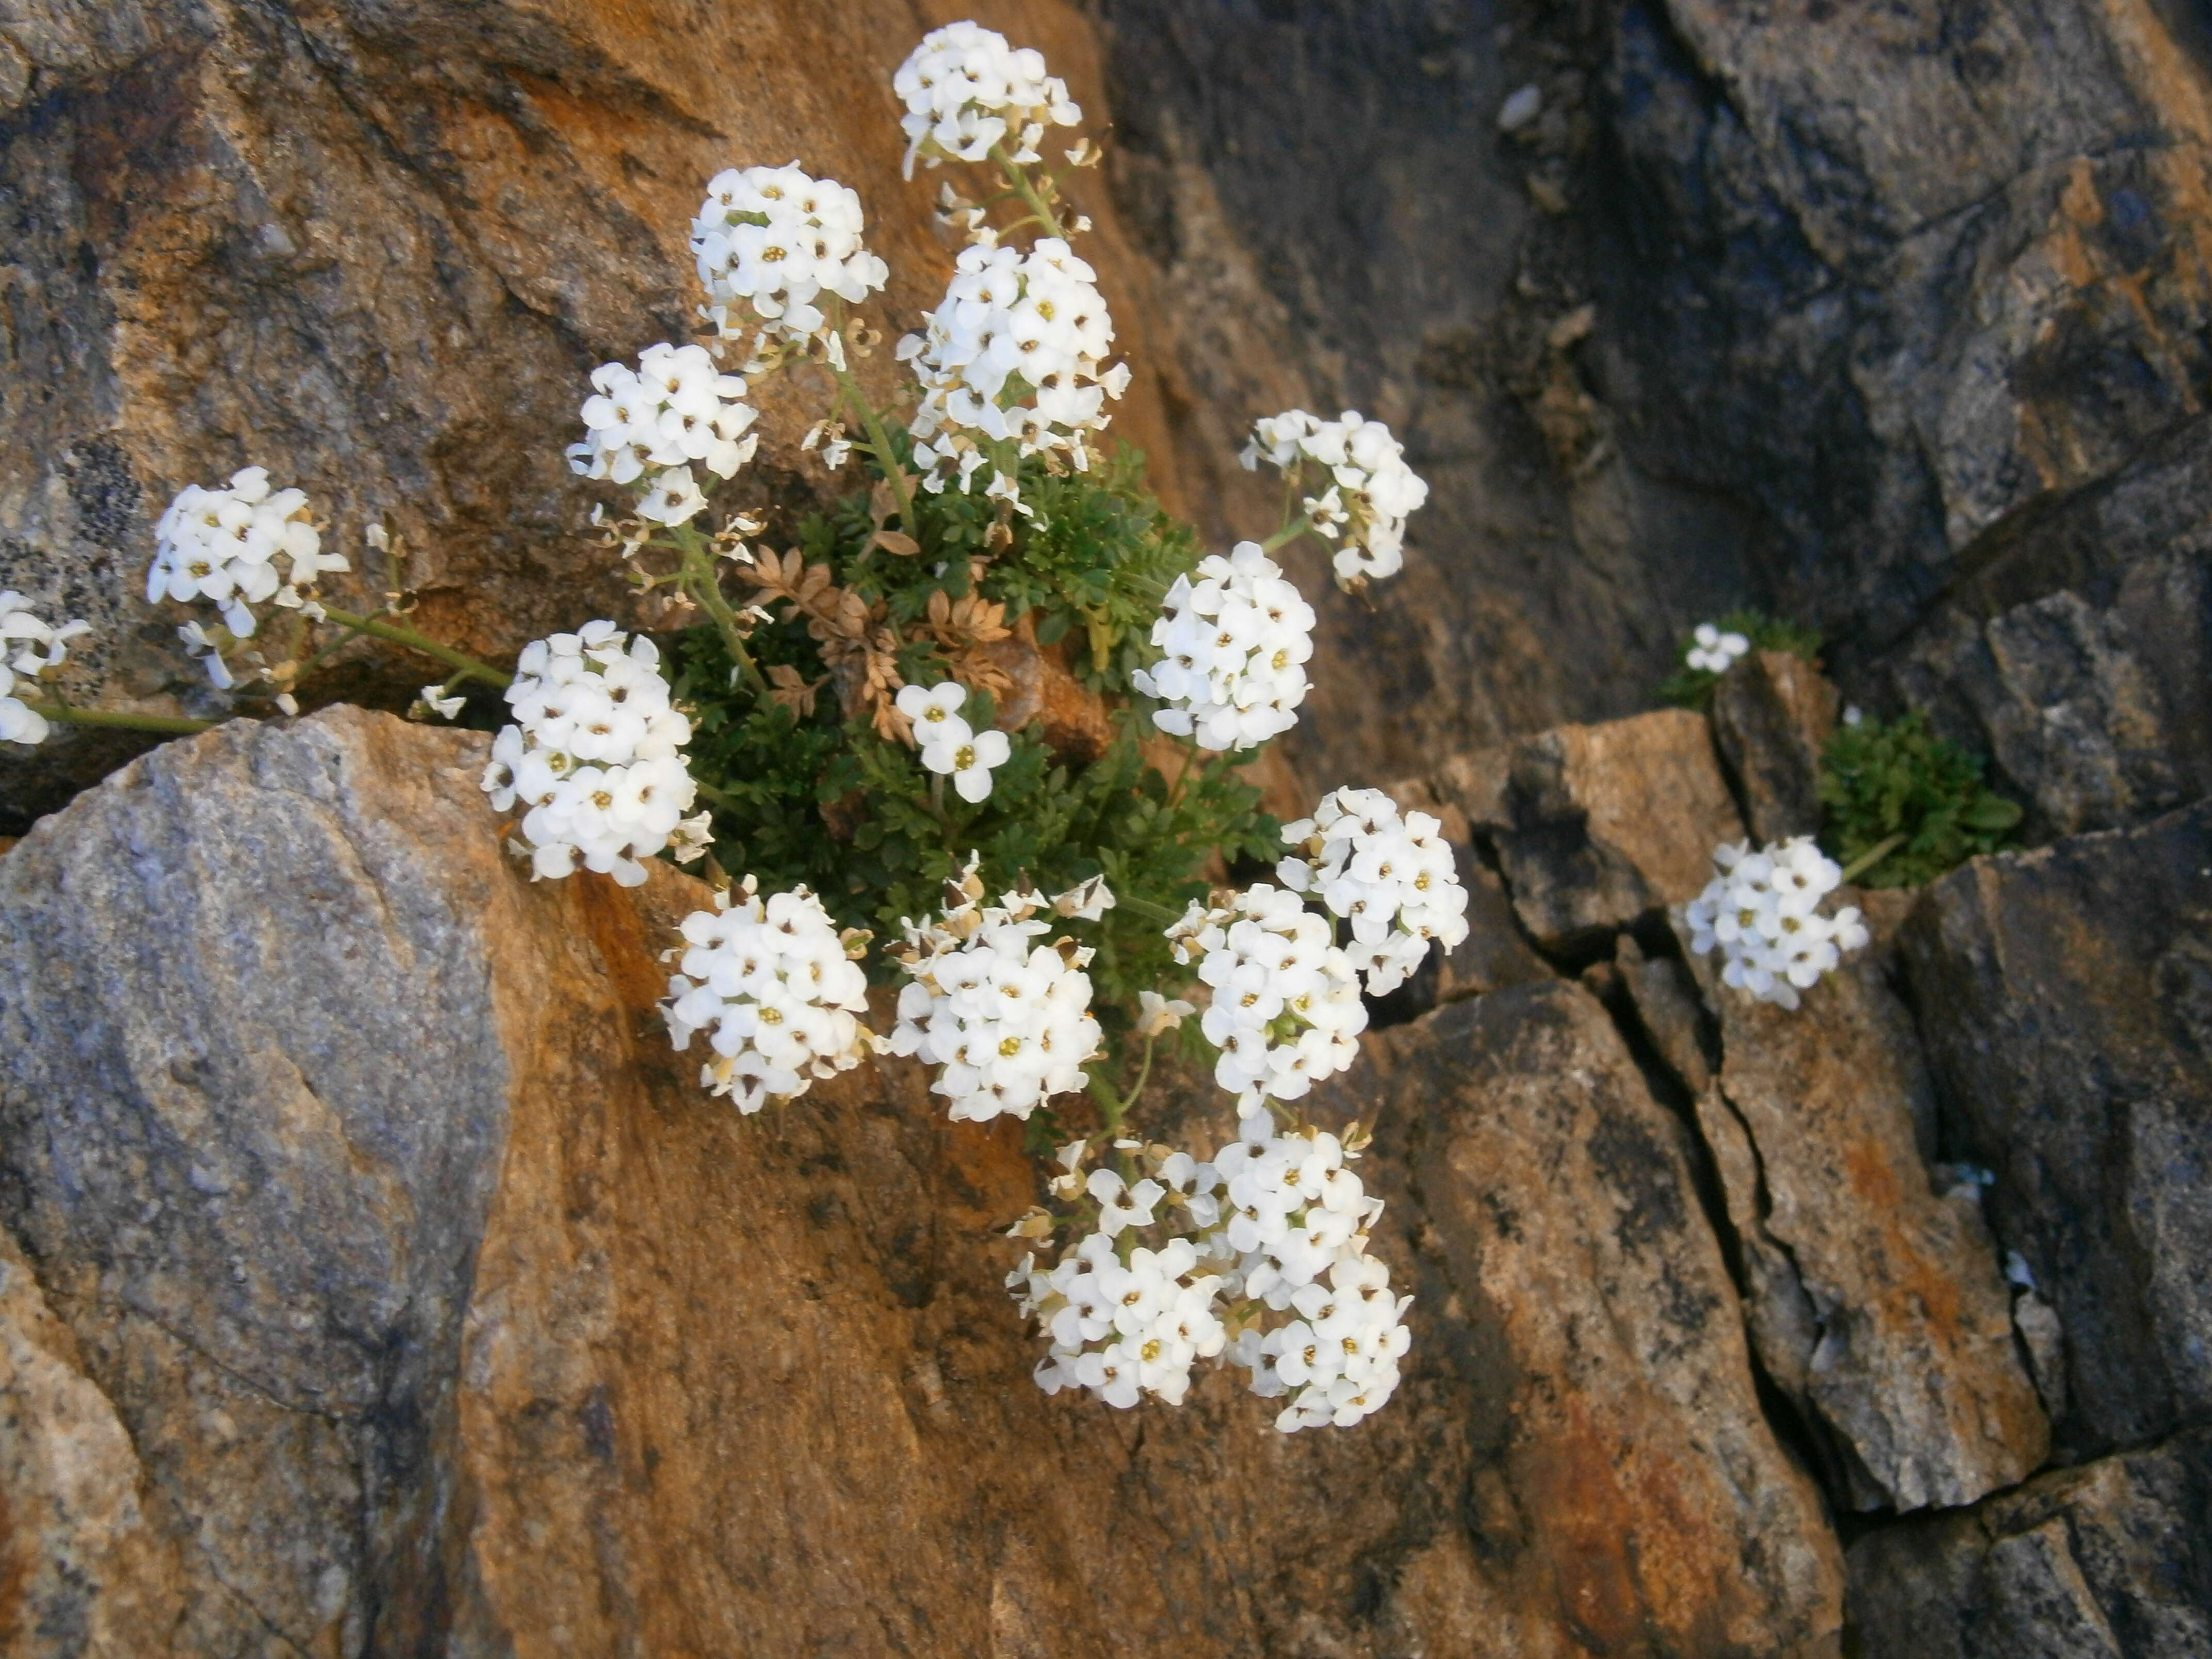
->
[1683, 936, 2048, 1511]
[1437, 708, 1744, 954]
[1845, 1427, 2212, 1658]
[1876, 551, 2212, 840]
[1606, 0, 2212, 653]
[1901, 800, 2212, 1456]
[0, 0, 1192, 831]
[0, 706, 521, 1653]
[1334, 982, 1848, 1656]
[1377, 773, 1551, 1009]
[0, 706, 1852, 1655]
[1711, 649, 1840, 842]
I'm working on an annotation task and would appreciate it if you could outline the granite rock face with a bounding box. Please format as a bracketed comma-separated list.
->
[1846, 1428, 2212, 1659]
[0, 708, 1857, 1656]
[1710, 650, 1839, 844]
[0, 0, 1189, 829]
[1437, 708, 1743, 955]
[1688, 944, 2048, 1511]
[1901, 801, 2212, 1457]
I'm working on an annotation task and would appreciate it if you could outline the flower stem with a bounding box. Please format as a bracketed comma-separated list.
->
[823, 310, 918, 540]
[669, 524, 769, 698]
[27, 702, 217, 736]
[317, 606, 512, 690]
[1117, 894, 1185, 926]
[1117, 1031, 1163, 1125]
[1085, 1068, 1126, 1133]
[1839, 832, 1908, 885]
[1259, 514, 1312, 554]
[987, 144, 1068, 238]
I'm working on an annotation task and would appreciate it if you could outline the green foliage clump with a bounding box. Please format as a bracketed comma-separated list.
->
[1658, 609, 1826, 709]
[1818, 710, 2021, 887]
[803, 440, 1197, 694]
[670, 445, 1277, 1021]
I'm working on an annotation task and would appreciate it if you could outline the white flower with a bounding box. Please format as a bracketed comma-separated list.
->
[661, 876, 875, 1112]
[920, 725, 1010, 803]
[897, 237, 1129, 502]
[568, 342, 758, 497]
[148, 466, 347, 637]
[1011, 1119, 1409, 1433]
[636, 466, 709, 528]
[1130, 541, 1315, 752]
[176, 620, 236, 690]
[1685, 621, 1751, 674]
[480, 621, 699, 887]
[1209, 1120, 1410, 1431]
[1684, 835, 1869, 1010]
[894, 679, 972, 747]
[418, 685, 465, 721]
[0, 593, 91, 746]
[1240, 411, 1428, 591]
[1166, 883, 1368, 1113]
[690, 163, 889, 362]
[888, 867, 1105, 1121]
[893, 22, 1082, 178]
[1279, 787, 1471, 995]
[1136, 990, 1194, 1037]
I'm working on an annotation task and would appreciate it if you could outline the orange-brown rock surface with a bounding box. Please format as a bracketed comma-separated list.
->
[0, 707, 1856, 1656]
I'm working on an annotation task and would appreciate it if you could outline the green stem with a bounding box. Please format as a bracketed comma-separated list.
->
[668, 524, 769, 698]
[27, 703, 217, 736]
[824, 303, 917, 540]
[1259, 514, 1312, 554]
[987, 143, 1068, 238]
[317, 606, 511, 690]
[1839, 832, 1908, 885]
[1085, 1068, 1125, 1133]
[288, 608, 393, 685]
[1118, 1031, 1163, 1126]
[1118, 894, 1185, 927]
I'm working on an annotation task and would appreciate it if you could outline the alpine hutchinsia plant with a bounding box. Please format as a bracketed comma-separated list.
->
[11, 21, 1460, 1438]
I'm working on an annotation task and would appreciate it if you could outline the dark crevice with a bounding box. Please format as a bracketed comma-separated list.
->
[1583, 947, 1864, 1530]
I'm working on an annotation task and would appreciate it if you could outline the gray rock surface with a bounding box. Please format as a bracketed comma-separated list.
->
[1878, 549, 2212, 840]
[1711, 650, 1839, 843]
[1846, 1428, 2212, 1659]
[1902, 800, 2212, 1456]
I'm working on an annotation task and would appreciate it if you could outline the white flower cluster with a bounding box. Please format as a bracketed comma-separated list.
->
[0, 593, 89, 746]
[898, 237, 1130, 500]
[1279, 787, 1471, 995]
[1241, 410, 1429, 590]
[661, 876, 875, 1113]
[1011, 1123, 1410, 1430]
[1217, 1124, 1411, 1430]
[894, 681, 1010, 802]
[1687, 621, 1751, 674]
[567, 343, 759, 527]
[1016, 1219, 1229, 1408]
[690, 164, 889, 363]
[1167, 884, 1367, 1111]
[480, 621, 707, 886]
[893, 21, 1081, 178]
[1685, 836, 1871, 1009]
[148, 467, 348, 637]
[1130, 542, 1314, 752]
[889, 873, 1106, 1121]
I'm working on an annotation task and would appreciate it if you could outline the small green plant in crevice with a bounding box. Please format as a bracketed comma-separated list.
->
[1818, 710, 2022, 888]
[1657, 609, 1825, 710]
